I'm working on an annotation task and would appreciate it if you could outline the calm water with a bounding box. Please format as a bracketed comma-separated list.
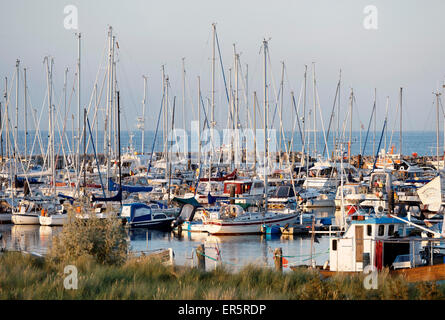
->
[0, 208, 334, 271]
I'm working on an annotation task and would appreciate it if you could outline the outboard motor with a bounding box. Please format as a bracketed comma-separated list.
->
[171, 203, 197, 229]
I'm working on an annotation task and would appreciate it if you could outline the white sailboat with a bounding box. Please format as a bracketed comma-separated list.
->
[204, 204, 298, 235]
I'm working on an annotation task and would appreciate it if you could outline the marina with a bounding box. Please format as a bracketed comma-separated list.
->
[3, 1, 445, 305]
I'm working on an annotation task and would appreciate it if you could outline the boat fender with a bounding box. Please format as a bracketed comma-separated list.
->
[323, 260, 329, 270]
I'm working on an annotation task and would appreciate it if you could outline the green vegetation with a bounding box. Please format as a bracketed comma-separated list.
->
[0, 251, 445, 299]
[1, 212, 444, 299]
[48, 211, 128, 265]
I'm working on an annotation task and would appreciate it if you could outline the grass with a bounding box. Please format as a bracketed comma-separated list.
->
[1, 251, 445, 299]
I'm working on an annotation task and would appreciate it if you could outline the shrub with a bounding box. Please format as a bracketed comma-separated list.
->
[49, 209, 128, 265]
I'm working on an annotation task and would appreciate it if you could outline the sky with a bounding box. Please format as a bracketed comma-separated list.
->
[1, 0, 445, 135]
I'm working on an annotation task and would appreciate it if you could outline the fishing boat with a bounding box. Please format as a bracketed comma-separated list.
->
[291, 214, 445, 282]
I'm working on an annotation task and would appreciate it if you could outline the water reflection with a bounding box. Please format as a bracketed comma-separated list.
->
[0, 206, 337, 270]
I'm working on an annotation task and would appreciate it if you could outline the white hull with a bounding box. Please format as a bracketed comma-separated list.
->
[39, 215, 68, 226]
[303, 178, 338, 189]
[181, 221, 208, 232]
[12, 214, 40, 225]
[304, 199, 335, 208]
[204, 213, 299, 235]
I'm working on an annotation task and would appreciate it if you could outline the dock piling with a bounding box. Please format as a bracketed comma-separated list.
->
[274, 247, 283, 272]
[196, 244, 206, 271]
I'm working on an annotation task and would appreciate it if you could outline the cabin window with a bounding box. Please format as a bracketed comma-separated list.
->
[378, 225, 385, 236]
[367, 225, 372, 236]
[153, 214, 167, 219]
[388, 225, 394, 236]
[253, 182, 264, 189]
[332, 239, 337, 251]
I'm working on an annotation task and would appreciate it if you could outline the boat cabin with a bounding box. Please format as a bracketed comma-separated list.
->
[196, 181, 224, 194]
[223, 180, 264, 196]
[329, 217, 422, 272]
[270, 185, 296, 199]
[368, 172, 393, 194]
[120, 203, 174, 228]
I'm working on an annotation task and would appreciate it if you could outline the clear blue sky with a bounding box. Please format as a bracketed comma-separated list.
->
[1, 0, 445, 134]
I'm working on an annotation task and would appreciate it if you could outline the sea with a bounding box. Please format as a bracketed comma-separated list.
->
[4, 130, 444, 158]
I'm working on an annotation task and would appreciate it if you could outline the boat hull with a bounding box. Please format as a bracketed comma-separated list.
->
[11, 214, 40, 225]
[204, 213, 299, 235]
[293, 263, 445, 282]
[39, 215, 68, 226]
[180, 221, 208, 233]
[128, 217, 175, 229]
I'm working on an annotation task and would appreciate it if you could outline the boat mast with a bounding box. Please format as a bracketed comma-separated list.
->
[117, 91, 122, 208]
[165, 75, 170, 171]
[24, 67, 28, 162]
[373, 88, 376, 159]
[253, 91, 257, 173]
[77, 32, 81, 180]
[182, 57, 186, 134]
[0, 101, 2, 164]
[234, 44, 239, 170]
[15, 59, 19, 159]
[303, 66, 309, 178]
[105, 27, 112, 193]
[436, 91, 441, 172]
[141, 75, 147, 155]
[349, 89, 353, 164]
[210, 23, 216, 178]
[45, 57, 56, 196]
[4, 77, 9, 182]
[279, 61, 284, 169]
[399, 87, 403, 158]
[161, 65, 166, 161]
[263, 39, 268, 212]
[197, 76, 201, 167]
[312, 63, 317, 158]
[113, 55, 117, 163]
[336, 69, 341, 158]
[245, 63, 249, 167]
[83, 108, 87, 196]
[168, 97, 175, 206]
